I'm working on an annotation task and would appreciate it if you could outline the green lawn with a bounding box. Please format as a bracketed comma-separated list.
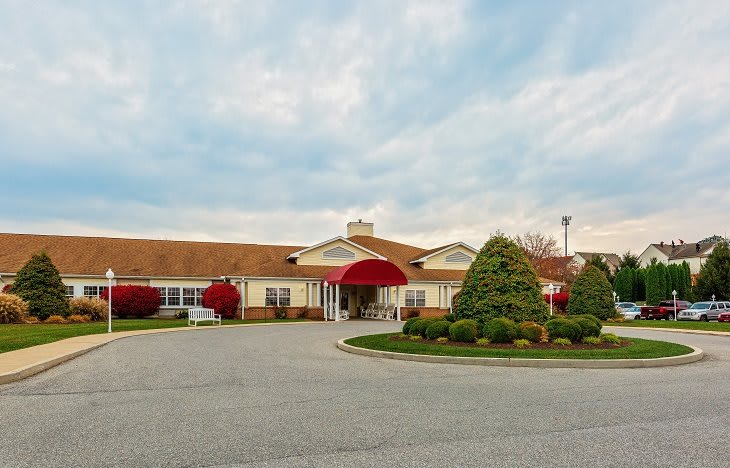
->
[606, 320, 730, 332]
[344, 333, 693, 360]
[0, 319, 307, 354]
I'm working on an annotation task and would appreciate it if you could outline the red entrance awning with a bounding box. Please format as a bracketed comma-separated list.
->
[322, 259, 408, 286]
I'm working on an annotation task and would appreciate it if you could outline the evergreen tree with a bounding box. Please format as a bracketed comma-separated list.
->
[657, 263, 668, 301]
[567, 266, 616, 320]
[455, 233, 549, 323]
[636, 268, 646, 301]
[11, 252, 69, 320]
[589, 255, 614, 284]
[683, 261, 693, 301]
[619, 251, 641, 270]
[668, 264, 679, 297]
[695, 241, 730, 301]
[613, 268, 633, 302]
[645, 265, 661, 305]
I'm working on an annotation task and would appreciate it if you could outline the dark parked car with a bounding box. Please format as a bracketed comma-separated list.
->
[640, 300, 693, 320]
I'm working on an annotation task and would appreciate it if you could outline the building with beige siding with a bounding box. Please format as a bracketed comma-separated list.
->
[0, 221, 562, 320]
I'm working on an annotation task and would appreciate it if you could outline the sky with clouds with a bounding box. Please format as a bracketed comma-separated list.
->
[1, 0, 729, 255]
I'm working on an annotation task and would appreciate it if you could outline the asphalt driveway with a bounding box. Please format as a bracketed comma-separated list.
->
[1, 321, 728, 467]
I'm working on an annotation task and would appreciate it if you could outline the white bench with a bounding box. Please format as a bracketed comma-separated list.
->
[188, 308, 221, 326]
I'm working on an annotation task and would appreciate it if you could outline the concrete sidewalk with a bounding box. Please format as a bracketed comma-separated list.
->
[0, 321, 320, 385]
[605, 325, 730, 337]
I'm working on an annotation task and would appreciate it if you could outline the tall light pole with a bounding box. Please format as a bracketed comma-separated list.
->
[548, 283, 554, 316]
[672, 290, 677, 321]
[105, 268, 114, 333]
[562, 215, 572, 256]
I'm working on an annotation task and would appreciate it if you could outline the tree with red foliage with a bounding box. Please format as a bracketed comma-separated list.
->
[202, 284, 240, 319]
[101, 285, 160, 318]
[544, 292, 569, 314]
[1, 284, 12, 293]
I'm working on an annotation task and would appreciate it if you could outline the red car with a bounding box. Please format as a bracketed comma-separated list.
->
[719, 311, 730, 323]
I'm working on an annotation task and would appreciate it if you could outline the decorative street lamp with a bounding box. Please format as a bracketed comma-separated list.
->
[712, 294, 716, 302]
[613, 291, 617, 304]
[672, 290, 678, 321]
[105, 268, 114, 333]
[548, 283, 555, 316]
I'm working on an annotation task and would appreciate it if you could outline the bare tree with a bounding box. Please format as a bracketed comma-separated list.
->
[513, 231, 578, 289]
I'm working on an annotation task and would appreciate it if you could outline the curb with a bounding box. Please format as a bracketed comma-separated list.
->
[336, 339, 705, 369]
[0, 321, 318, 385]
[604, 326, 730, 337]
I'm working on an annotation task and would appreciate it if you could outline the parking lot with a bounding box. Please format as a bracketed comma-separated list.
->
[1, 321, 729, 467]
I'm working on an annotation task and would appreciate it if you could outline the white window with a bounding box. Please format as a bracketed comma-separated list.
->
[83, 286, 106, 298]
[266, 287, 291, 307]
[182, 287, 206, 307]
[405, 289, 426, 307]
[65, 286, 75, 298]
[157, 287, 181, 306]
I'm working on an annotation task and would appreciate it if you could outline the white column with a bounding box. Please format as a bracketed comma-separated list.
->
[307, 283, 312, 307]
[323, 285, 328, 321]
[330, 284, 335, 320]
[448, 284, 453, 313]
[396, 286, 401, 321]
[240, 279, 246, 320]
[335, 284, 340, 321]
[316, 283, 321, 307]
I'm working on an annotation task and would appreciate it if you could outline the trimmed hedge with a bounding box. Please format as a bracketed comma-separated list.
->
[442, 313, 456, 323]
[449, 319, 479, 343]
[567, 265, 615, 320]
[402, 317, 421, 335]
[202, 284, 240, 319]
[570, 317, 601, 339]
[545, 318, 582, 342]
[425, 320, 452, 340]
[101, 285, 160, 318]
[518, 321, 545, 343]
[455, 234, 549, 323]
[411, 318, 438, 337]
[482, 318, 518, 343]
[569, 314, 602, 329]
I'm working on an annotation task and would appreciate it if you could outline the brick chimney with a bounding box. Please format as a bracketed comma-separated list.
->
[347, 220, 374, 237]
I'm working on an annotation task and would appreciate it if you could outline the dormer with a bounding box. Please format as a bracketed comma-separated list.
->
[287, 236, 385, 266]
[410, 242, 478, 270]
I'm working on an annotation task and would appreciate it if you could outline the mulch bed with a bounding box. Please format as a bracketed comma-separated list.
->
[390, 335, 629, 350]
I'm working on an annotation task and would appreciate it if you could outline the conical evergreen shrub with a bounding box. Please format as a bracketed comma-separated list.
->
[454, 234, 548, 324]
[567, 265, 615, 320]
[11, 252, 69, 320]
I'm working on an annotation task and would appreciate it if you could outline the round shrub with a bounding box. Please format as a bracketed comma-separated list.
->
[567, 266, 615, 320]
[449, 319, 479, 342]
[274, 307, 287, 319]
[455, 234, 549, 323]
[44, 315, 66, 324]
[2, 284, 12, 293]
[482, 318, 518, 343]
[570, 314, 602, 329]
[402, 317, 421, 335]
[552, 337, 572, 346]
[601, 333, 622, 345]
[441, 313, 456, 323]
[411, 318, 438, 337]
[69, 297, 108, 322]
[425, 320, 451, 340]
[101, 285, 160, 319]
[10, 252, 69, 320]
[570, 317, 601, 338]
[0, 293, 29, 324]
[202, 284, 240, 319]
[518, 321, 545, 343]
[545, 318, 582, 342]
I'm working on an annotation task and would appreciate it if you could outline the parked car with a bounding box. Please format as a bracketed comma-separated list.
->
[622, 306, 642, 320]
[718, 310, 730, 323]
[677, 301, 729, 321]
[615, 302, 637, 312]
[640, 300, 693, 320]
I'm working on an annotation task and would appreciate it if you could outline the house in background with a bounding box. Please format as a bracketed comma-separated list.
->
[0, 221, 564, 320]
[638, 237, 724, 274]
[571, 252, 621, 274]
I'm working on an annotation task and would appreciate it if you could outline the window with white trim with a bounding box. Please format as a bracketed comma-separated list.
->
[405, 289, 426, 307]
[266, 287, 291, 307]
[83, 286, 107, 298]
[65, 286, 75, 298]
[157, 287, 181, 306]
[182, 287, 206, 307]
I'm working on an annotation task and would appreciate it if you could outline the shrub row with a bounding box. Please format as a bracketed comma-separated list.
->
[544, 315, 602, 342]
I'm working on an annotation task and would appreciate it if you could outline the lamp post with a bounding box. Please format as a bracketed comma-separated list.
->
[712, 294, 716, 302]
[613, 291, 617, 304]
[548, 283, 554, 316]
[672, 289, 677, 321]
[105, 268, 114, 333]
[561, 215, 572, 256]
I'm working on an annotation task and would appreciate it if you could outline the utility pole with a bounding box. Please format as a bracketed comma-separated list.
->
[562, 215, 572, 256]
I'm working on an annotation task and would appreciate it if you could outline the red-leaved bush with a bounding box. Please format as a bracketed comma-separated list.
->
[2, 284, 12, 293]
[101, 285, 160, 318]
[202, 284, 240, 319]
[544, 292, 569, 313]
